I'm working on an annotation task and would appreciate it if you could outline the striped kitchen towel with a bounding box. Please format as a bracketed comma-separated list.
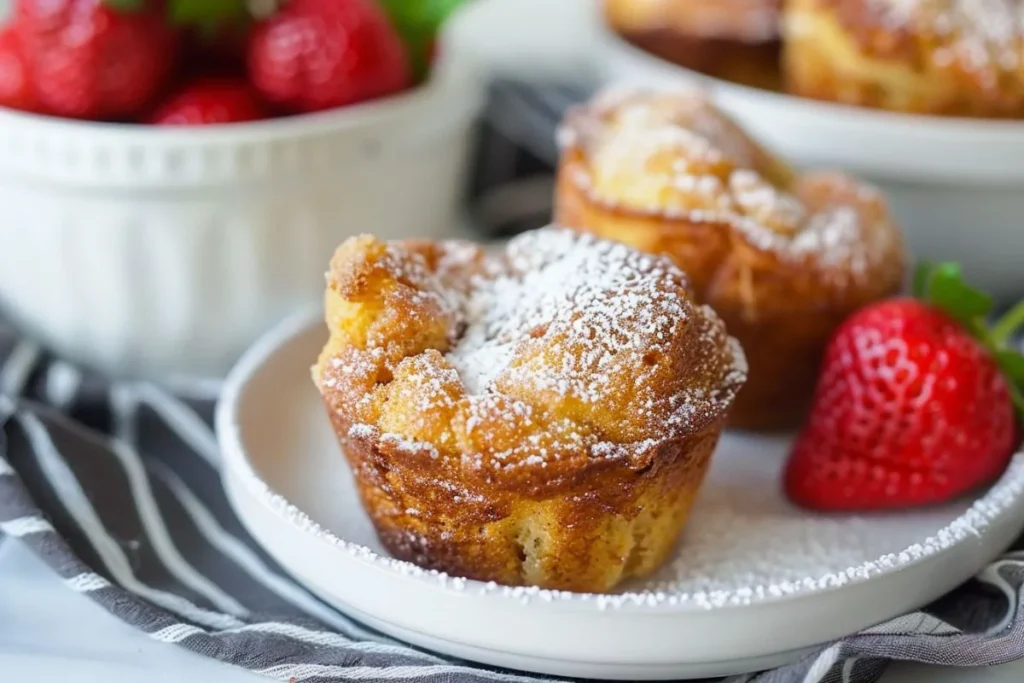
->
[466, 79, 594, 238]
[4, 80, 1024, 683]
[5, 305, 1024, 683]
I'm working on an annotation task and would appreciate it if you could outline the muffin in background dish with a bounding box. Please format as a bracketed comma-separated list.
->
[604, 0, 783, 89]
[312, 227, 746, 593]
[554, 87, 906, 431]
[783, 0, 1024, 118]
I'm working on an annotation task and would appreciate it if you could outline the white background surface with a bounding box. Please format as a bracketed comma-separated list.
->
[1, 0, 1023, 681]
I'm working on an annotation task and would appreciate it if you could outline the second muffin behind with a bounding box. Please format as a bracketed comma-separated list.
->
[554, 87, 906, 430]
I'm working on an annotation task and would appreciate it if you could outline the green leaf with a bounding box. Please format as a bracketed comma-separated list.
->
[997, 349, 1024, 387]
[1008, 382, 1024, 418]
[169, 0, 249, 30]
[104, 0, 147, 11]
[993, 300, 1024, 346]
[377, 0, 468, 29]
[911, 259, 934, 298]
[993, 331, 1024, 420]
[921, 262, 994, 324]
[377, 0, 469, 80]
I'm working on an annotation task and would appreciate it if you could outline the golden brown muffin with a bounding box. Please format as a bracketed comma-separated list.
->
[783, 0, 1024, 117]
[554, 88, 905, 431]
[312, 228, 746, 593]
[604, 0, 783, 89]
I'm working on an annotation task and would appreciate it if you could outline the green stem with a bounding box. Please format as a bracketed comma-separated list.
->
[992, 300, 1024, 346]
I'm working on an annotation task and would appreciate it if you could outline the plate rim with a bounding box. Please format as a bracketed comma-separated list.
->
[594, 28, 1024, 184]
[596, 27, 1024, 136]
[216, 308, 1024, 614]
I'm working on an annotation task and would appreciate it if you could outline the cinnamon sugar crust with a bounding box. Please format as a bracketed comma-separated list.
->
[783, 0, 1024, 117]
[313, 228, 746, 592]
[554, 88, 905, 430]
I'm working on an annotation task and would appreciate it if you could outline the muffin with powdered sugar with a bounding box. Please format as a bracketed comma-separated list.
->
[555, 87, 905, 430]
[312, 227, 746, 593]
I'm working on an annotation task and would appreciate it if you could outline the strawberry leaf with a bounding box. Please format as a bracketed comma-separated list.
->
[911, 259, 934, 299]
[377, 0, 468, 80]
[169, 0, 249, 30]
[1008, 382, 1024, 418]
[920, 262, 994, 325]
[996, 349, 1024, 388]
[914, 261, 1024, 420]
[104, 0, 147, 11]
[992, 316, 1024, 420]
[993, 300, 1024, 346]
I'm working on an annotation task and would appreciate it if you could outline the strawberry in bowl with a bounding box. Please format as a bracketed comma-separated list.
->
[146, 77, 268, 125]
[247, 0, 412, 113]
[11, 0, 179, 120]
[0, 0, 483, 380]
[785, 262, 1024, 511]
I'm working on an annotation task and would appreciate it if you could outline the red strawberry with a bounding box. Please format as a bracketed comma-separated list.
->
[247, 0, 412, 113]
[0, 24, 35, 111]
[147, 77, 268, 125]
[15, 0, 178, 120]
[785, 262, 1024, 511]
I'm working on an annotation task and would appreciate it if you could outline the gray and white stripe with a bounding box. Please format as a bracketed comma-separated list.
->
[4, 308, 1024, 683]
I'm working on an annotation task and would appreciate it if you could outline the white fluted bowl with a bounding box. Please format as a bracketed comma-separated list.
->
[0, 54, 484, 381]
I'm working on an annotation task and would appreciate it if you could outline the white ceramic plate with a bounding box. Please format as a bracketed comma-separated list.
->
[217, 311, 1024, 680]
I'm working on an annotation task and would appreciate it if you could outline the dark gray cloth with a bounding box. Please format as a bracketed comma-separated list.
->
[3, 80, 1024, 683]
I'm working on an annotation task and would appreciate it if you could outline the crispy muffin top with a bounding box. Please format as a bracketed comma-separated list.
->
[558, 87, 905, 304]
[801, 0, 1024, 82]
[314, 227, 746, 492]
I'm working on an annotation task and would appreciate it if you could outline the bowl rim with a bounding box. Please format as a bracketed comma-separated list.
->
[597, 29, 1024, 182]
[598, 28, 1024, 140]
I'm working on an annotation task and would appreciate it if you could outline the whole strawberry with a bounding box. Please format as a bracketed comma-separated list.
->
[15, 0, 178, 120]
[785, 262, 1024, 511]
[247, 0, 412, 113]
[0, 24, 35, 112]
[147, 77, 268, 125]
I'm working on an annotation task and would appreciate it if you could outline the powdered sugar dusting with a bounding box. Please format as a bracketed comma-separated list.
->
[871, 0, 1024, 73]
[449, 230, 689, 399]
[224, 357, 1024, 609]
[560, 88, 898, 278]
[323, 228, 746, 472]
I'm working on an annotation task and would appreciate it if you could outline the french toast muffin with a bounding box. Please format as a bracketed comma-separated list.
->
[783, 0, 1024, 117]
[554, 88, 906, 430]
[313, 227, 746, 593]
[604, 0, 783, 89]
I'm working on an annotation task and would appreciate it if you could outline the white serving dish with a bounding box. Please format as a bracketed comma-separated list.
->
[216, 311, 1024, 680]
[0, 45, 484, 381]
[595, 30, 1024, 303]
